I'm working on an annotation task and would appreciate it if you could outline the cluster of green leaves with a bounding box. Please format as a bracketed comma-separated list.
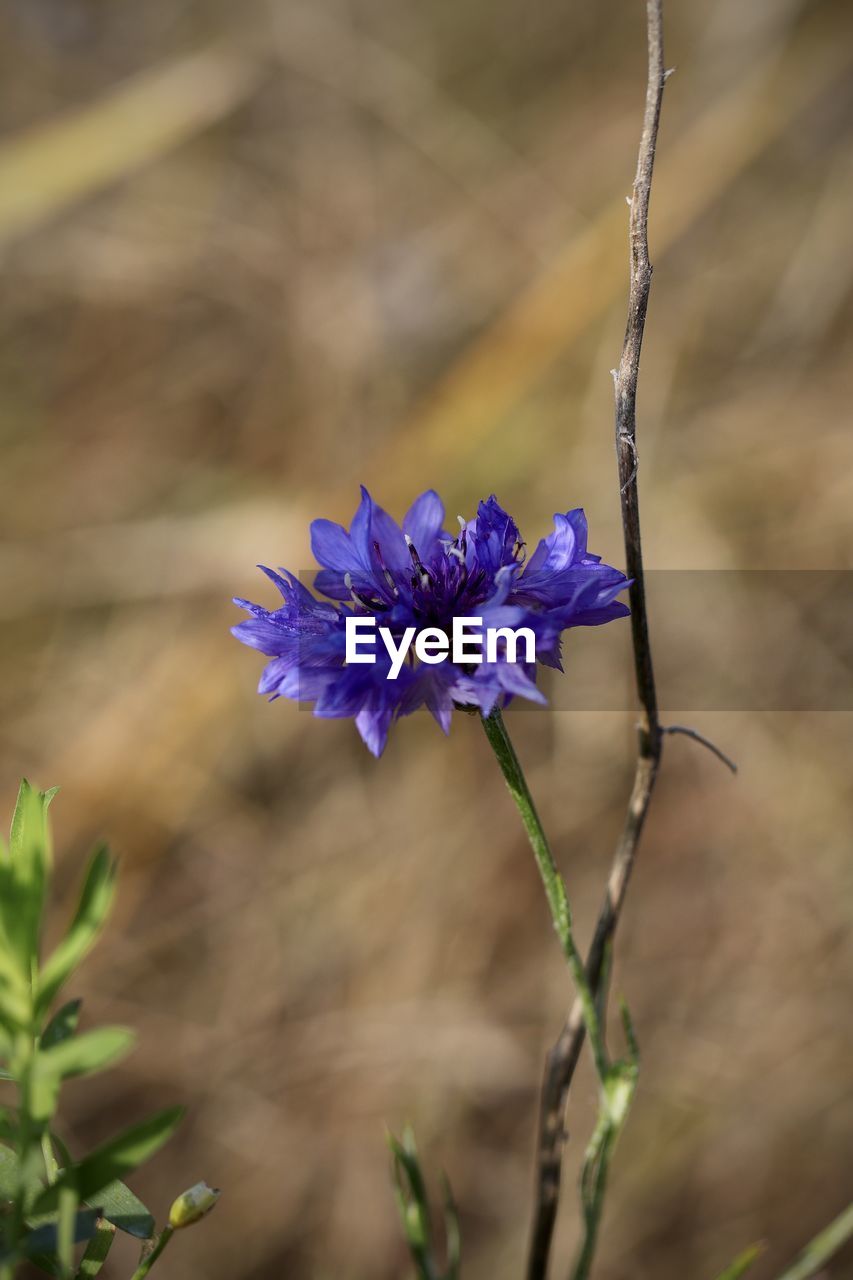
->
[0, 781, 214, 1279]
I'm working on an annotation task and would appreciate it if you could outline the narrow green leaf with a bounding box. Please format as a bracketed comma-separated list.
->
[715, 1243, 765, 1279]
[57, 1184, 80, 1274]
[0, 970, 33, 1031]
[440, 1171, 461, 1280]
[50, 1132, 73, 1170]
[28, 1028, 135, 1126]
[7, 776, 32, 856]
[75, 1219, 115, 1277]
[42, 1001, 82, 1051]
[41, 1132, 60, 1183]
[37, 846, 117, 1015]
[777, 1202, 853, 1280]
[38, 1028, 135, 1082]
[34, 1108, 184, 1216]
[9, 780, 47, 859]
[92, 1179, 155, 1240]
[619, 995, 640, 1065]
[388, 1128, 434, 1280]
[8, 783, 58, 864]
[0, 781, 53, 977]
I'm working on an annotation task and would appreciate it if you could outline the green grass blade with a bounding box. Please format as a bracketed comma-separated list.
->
[777, 1203, 853, 1280]
[34, 1108, 184, 1217]
[714, 1242, 765, 1279]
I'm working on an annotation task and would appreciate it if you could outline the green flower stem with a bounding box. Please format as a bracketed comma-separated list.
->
[480, 709, 606, 1079]
[0, 1024, 38, 1274]
[130, 1226, 174, 1280]
[13, 1023, 42, 1226]
[573, 1118, 617, 1280]
[40, 1132, 58, 1183]
[56, 1184, 79, 1277]
[481, 709, 640, 1280]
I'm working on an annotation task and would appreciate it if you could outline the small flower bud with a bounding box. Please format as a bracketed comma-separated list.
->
[168, 1181, 221, 1229]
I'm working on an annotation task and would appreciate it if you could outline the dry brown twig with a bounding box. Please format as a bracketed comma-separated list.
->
[526, 4, 667, 1276]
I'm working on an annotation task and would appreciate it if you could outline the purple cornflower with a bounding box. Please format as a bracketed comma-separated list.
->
[232, 488, 629, 756]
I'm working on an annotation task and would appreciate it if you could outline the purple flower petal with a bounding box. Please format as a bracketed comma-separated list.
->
[233, 487, 629, 753]
[310, 518, 360, 572]
[403, 489, 446, 557]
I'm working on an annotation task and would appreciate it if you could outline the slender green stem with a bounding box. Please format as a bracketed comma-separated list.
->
[130, 1226, 174, 1280]
[41, 1132, 58, 1183]
[57, 1184, 78, 1277]
[572, 1125, 616, 1280]
[0, 1025, 37, 1273]
[480, 709, 606, 1080]
[75, 1219, 116, 1278]
[482, 708, 641, 1280]
[480, 708, 565, 935]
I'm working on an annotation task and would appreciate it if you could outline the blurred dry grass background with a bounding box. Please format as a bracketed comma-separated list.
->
[1, 0, 853, 1276]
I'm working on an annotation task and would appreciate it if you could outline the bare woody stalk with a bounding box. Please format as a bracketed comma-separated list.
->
[526, 4, 667, 1278]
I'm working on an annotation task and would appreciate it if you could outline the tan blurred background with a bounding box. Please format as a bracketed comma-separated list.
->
[1, 0, 853, 1276]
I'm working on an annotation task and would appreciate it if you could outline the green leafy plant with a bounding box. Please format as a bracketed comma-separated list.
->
[0, 780, 219, 1278]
